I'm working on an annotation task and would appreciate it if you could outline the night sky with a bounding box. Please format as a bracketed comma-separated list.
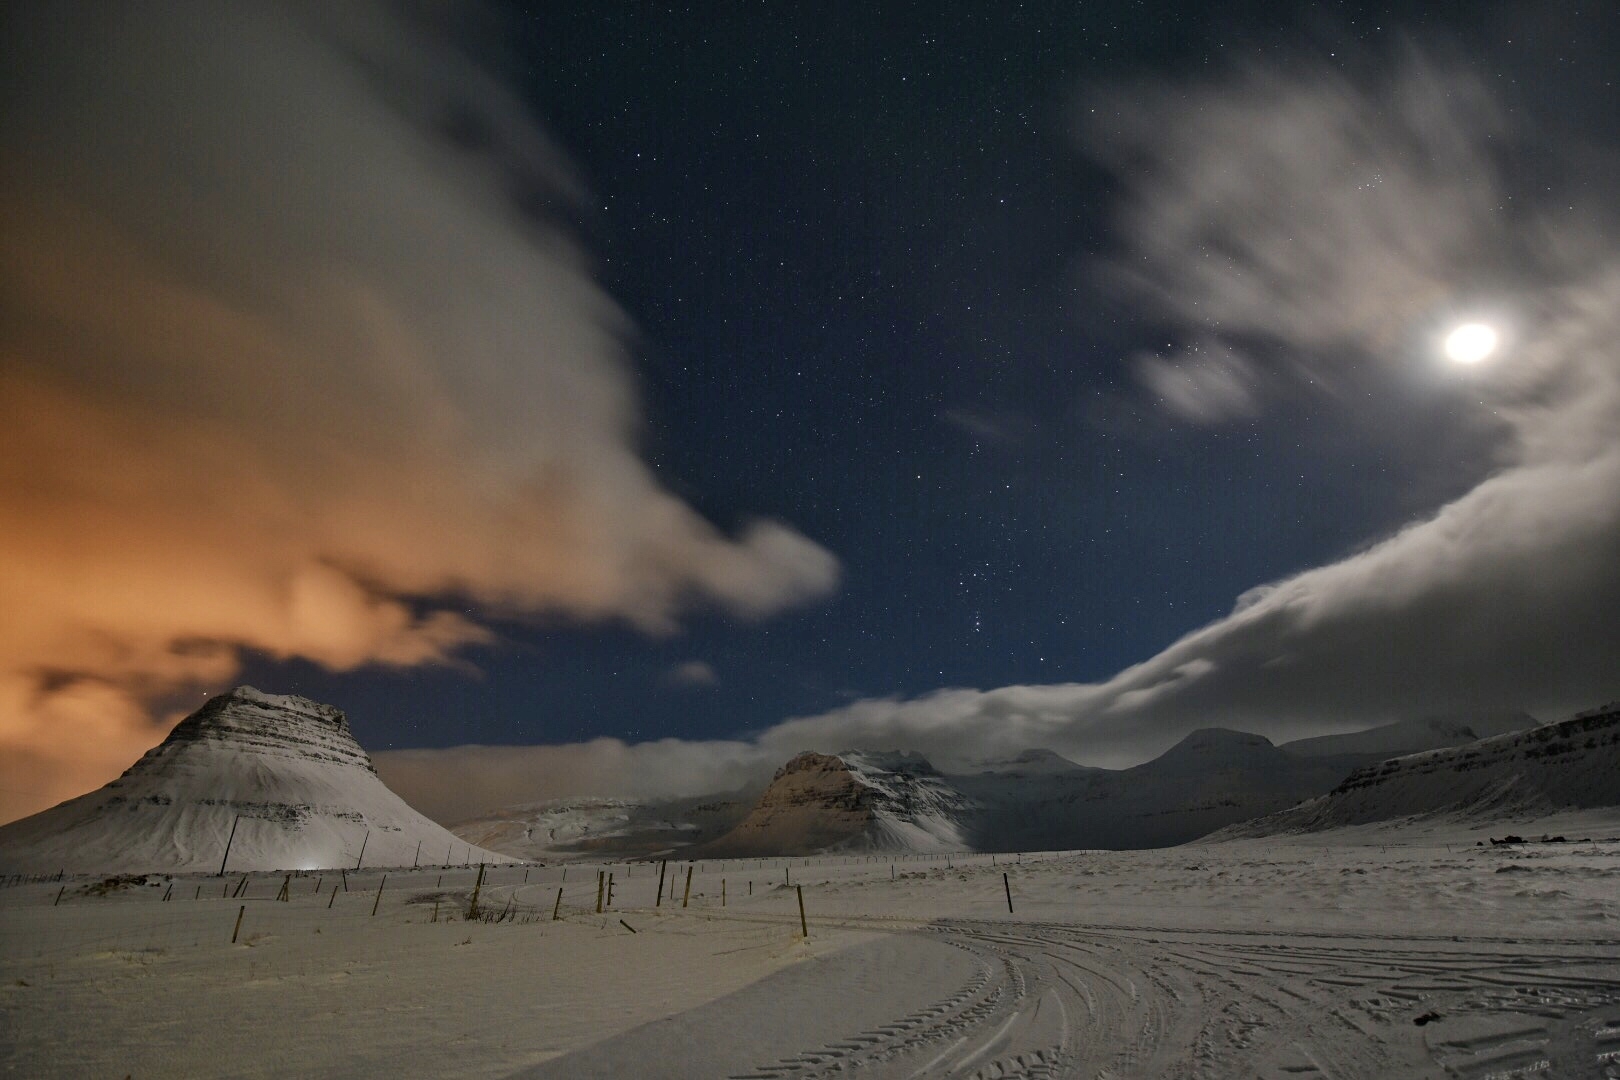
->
[5, 1, 1619, 823]
[256, 2, 1517, 744]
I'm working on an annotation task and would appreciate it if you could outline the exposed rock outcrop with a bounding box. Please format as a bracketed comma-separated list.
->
[691, 751, 978, 857]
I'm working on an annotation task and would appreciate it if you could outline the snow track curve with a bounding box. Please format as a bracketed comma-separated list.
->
[525, 914, 1620, 1079]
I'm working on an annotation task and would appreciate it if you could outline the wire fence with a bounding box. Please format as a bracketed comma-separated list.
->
[1, 849, 1083, 976]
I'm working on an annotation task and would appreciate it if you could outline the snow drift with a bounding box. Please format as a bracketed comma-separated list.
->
[0, 686, 511, 874]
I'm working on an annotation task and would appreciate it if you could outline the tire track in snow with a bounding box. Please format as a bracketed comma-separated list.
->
[725, 920, 1620, 1078]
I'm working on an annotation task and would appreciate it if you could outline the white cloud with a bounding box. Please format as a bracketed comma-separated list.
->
[668, 661, 720, 688]
[1131, 339, 1260, 424]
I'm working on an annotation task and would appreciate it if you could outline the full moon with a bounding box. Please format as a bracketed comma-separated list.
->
[1444, 322, 1498, 364]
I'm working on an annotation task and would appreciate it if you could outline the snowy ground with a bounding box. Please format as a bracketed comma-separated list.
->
[4, 810, 1620, 1078]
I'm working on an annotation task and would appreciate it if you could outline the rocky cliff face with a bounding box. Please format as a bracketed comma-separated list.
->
[150, 688, 375, 771]
[692, 751, 978, 857]
[1221, 705, 1620, 836]
[0, 686, 511, 874]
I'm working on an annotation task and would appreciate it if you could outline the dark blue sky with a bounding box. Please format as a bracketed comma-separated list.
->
[235, 0, 1589, 752]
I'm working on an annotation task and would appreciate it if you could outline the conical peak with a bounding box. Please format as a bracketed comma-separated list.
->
[201, 685, 347, 724]
[155, 685, 374, 773]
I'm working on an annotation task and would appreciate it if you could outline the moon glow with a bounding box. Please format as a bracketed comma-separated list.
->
[1444, 322, 1498, 364]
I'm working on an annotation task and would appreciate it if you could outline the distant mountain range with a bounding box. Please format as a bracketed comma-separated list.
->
[7, 688, 1595, 874]
[0, 687, 512, 874]
[1219, 703, 1620, 837]
[451, 710, 1547, 858]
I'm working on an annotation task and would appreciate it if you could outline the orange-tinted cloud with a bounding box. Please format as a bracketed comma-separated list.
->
[0, 2, 836, 823]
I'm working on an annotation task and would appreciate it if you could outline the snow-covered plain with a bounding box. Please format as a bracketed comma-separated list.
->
[5, 809, 1619, 1078]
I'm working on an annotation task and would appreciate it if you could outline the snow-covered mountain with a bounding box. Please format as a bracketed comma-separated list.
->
[952, 728, 1362, 851]
[1278, 712, 1536, 759]
[1221, 703, 1620, 836]
[454, 710, 1584, 861]
[0, 686, 512, 874]
[690, 751, 979, 857]
[680, 718, 1561, 856]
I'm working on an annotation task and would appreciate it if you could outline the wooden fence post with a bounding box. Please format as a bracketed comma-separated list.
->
[1003, 872, 1013, 914]
[219, 814, 242, 877]
[656, 861, 667, 907]
[595, 870, 605, 914]
[796, 885, 807, 938]
[682, 865, 693, 908]
[232, 904, 246, 944]
[371, 874, 387, 917]
[329, 883, 338, 908]
[553, 887, 563, 921]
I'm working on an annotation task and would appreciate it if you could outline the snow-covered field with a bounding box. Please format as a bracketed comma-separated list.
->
[5, 810, 1620, 1078]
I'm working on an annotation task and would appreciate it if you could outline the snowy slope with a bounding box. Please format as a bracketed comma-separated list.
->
[1223, 704, 1620, 836]
[1282, 717, 1479, 758]
[692, 751, 979, 857]
[0, 686, 512, 874]
[1280, 711, 1537, 758]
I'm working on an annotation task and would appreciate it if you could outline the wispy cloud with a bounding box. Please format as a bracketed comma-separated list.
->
[1130, 339, 1260, 424]
[667, 660, 720, 688]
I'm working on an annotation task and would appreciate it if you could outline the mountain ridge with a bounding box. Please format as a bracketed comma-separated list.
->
[1217, 705, 1620, 837]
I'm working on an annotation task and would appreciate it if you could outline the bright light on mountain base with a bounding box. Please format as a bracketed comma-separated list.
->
[1444, 322, 1498, 364]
